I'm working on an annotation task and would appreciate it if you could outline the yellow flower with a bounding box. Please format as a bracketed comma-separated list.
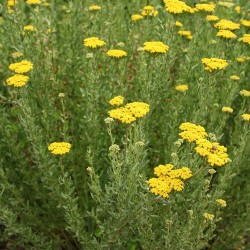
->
[177, 30, 193, 40]
[222, 107, 233, 113]
[9, 60, 33, 74]
[206, 15, 219, 22]
[218, 1, 235, 8]
[240, 34, 250, 45]
[164, 0, 194, 14]
[216, 30, 236, 39]
[230, 75, 240, 80]
[83, 37, 106, 48]
[201, 58, 228, 72]
[241, 19, 250, 27]
[148, 164, 192, 198]
[109, 96, 124, 106]
[131, 14, 144, 22]
[214, 19, 240, 30]
[141, 5, 158, 17]
[88, 5, 101, 11]
[8, 0, 18, 7]
[175, 84, 188, 92]
[236, 57, 250, 63]
[43, 2, 50, 7]
[203, 212, 214, 221]
[195, 3, 215, 12]
[11, 51, 23, 58]
[239, 90, 250, 97]
[106, 49, 127, 58]
[216, 199, 227, 207]
[234, 6, 240, 14]
[179, 122, 208, 142]
[48, 142, 71, 155]
[175, 21, 183, 27]
[241, 114, 250, 121]
[24, 25, 36, 32]
[143, 41, 169, 54]
[26, 0, 41, 4]
[195, 139, 230, 167]
[6, 74, 29, 87]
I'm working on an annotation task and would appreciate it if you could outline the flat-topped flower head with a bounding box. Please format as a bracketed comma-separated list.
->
[179, 122, 208, 142]
[201, 58, 228, 72]
[11, 52, 23, 58]
[222, 107, 233, 113]
[88, 5, 101, 11]
[241, 19, 250, 27]
[241, 114, 250, 121]
[131, 14, 144, 22]
[6, 74, 29, 87]
[214, 19, 240, 30]
[216, 199, 227, 207]
[24, 25, 36, 32]
[108, 101, 149, 124]
[109, 96, 124, 106]
[148, 163, 192, 198]
[195, 3, 215, 12]
[143, 41, 169, 54]
[203, 212, 214, 221]
[240, 34, 250, 45]
[175, 84, 188, 92]
[206, 15, 219, 22]
[175, 21, 183, 27]
[195, 139, 230, 167]
[178, 30, 193, 40]
[106, 49, 127, 58]
[164, 0, 194, 14]
[216, 30, 236, 39]
[141, 5, 158, 16]
[48, 142, 71, 155]
[240, 90, 250, 97]
[230, 75, 240, 80]
[26, 0, 41, 4]
[83, 37, 106, 48]
[9, 60, 33, 74]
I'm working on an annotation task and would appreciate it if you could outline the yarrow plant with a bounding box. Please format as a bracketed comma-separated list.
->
[9, 60, 33, 74]
[48, 142, 71, 155]
[109, 96, 124, 106]
[106, 49, 127, 58]
[83, 37, 106, 48]
[143, 41, 169, 54]
[148, 164, 192, 198]
[201, 58, 228, 72]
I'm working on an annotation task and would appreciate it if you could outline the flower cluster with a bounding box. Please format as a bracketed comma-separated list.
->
[106, 49, 127, 58]
[109, 96, 124, 106]
[216, 30, 236, 39]
[88, 5, 101, 11]
[179, 122, 208, 142]
[206, 15, 219, 22]
[83, 37, 106, 48]
[141, 5, 158, 17]
[48, 142, 71, 155]
[240, 89, 250, 97]
[109, 101, 150, 124]
[241, 114, 250, 121]
[24, 25, 36, 32]
[131, 14, 144, 22]
[195, 3, 215, 13]
[143, 41, 169, 54]
[222, 107, 233, 113]
[26, 0, 41, 4]
[216, 199, 227, 207]
[214, 19, 240, 30]
[148, 164, 192, 198]
[7, 60, 33, 87]
[203, 212, 214, 221]
[230, 75, 240, 80]
[179, 122, 230, 167]
[177, 30, 193, 40]
[201, 58, 228, 72]
[175, 84, 188, 92]
[164, 0, 195, 14]
[241, 19, 250, 27]
[240, 34, 250, 45]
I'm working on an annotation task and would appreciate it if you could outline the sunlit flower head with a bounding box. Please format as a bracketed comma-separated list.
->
[106, 49, 127, 58]
[216, 199, 227, 207]
[195, 3, 215, 12]
[48, 142, 71, 155]
[141, 5, 158, 17]
[241, 19, 250, 27]
[175, 84, 188, 92]
[241, 114, 250, 121]
[24, 25, 36, 32]
[216, 30, 236, 39]
[206, 15, 219, 22]
[109, 96, 124, 106]
[218, 1, 234, 8]
[230, 75, 240, 80]
[177, 30, 193, 40]
[88, 5, 101, 11]
[222, 107, 233, 113]
[239, 90, 250, 97]
[234, 6, 240, 14]
[201, 58, 228, 72]
[9, 60, 33, 74]
[6, 74, 29, 87]
[164, 0, 194, 14]
[83, 37, 106, 48]
[203, 212, 214, 221]
[175, 21, 183, 27]
[131, 14, 144, 22]
[214, 19, 240, 30]
[8, 0, 18, 7]
[26, 0, 41, 4]
[143, 41, 169, 54]
[239, 34, 250, 45]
